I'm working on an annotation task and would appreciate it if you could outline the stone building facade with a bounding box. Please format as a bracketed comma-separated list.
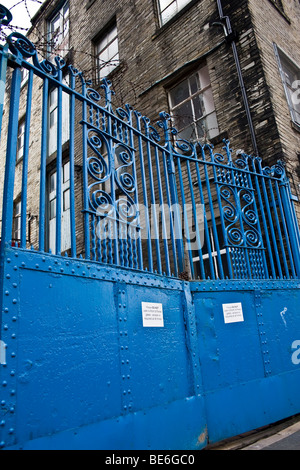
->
[1, 0, 299, 254]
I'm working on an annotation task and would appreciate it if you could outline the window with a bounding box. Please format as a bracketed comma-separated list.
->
[158, 0, 192, 26]
[95, 24, 119, 80]
[12, 201, 21, 243]
[48, 1, 69, 56]
[48, 77, 70, 156]
[268, 0, 284, 12]
[21, 67, 29, 87]
[17, 121, 25, 161]
[192, 223, 229, 279]
[274, 45, 300, 127]
[168, 65, 219, 142]
[47, 161, 71, 253]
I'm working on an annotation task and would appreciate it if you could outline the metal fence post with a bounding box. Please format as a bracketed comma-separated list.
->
[280, 180, 300, 278]
[1, 65, 22, 249]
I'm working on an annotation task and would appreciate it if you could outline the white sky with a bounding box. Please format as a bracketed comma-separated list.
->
[1, 0, 44, 32]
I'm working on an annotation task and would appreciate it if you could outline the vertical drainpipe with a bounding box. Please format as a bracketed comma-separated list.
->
[215, 0, 259, 157]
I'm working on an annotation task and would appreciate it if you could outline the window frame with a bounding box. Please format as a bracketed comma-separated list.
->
[157, 0, 193, 26]
[17, 120, 25, 162]
[192, 222, 229, 280]
[48, 1, 70, 56]
[95, 23, 120, 81]
[168, 65, 219, 143]
[274, 44, 300, 128]
[12, 200, 21, 243]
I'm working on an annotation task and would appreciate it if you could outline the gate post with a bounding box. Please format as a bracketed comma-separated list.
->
[0, 65, 22, 250]
[280, 180, 300, 278]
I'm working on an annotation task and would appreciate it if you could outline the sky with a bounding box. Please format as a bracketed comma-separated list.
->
[1, 0, 44, 33]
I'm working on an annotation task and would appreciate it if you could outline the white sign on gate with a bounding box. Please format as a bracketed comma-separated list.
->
[222, 302, 244, 324]
[142, 302, 164, 327]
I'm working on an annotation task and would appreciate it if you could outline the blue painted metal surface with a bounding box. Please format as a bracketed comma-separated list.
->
[0, 6, 300, 450]
[0, 248, 299, 449]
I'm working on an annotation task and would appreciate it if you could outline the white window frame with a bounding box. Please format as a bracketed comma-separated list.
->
[17, 121, 25, 162]
[48, 75, 70, 157]
[274, 44, 300, 128]
[13, 200, 21, 243]
[192, 223, 228, 279]
[158, 0, 192, 26]
[47, 160, 71, 254]
[168, 65, 219, 143]
[48, 1, 69, 56]
[95, 24, 120, 80]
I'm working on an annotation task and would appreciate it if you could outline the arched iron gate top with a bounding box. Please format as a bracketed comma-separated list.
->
[0, 4, 299, 281]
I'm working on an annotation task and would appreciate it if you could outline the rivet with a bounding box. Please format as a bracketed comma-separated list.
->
[12, 316, 17, 322]
[2, 381, 7, 387]
[4, 308, 9, 313]
[12, 283, 17, 288]
[7, 258, 11, 263]
[6, 274, 10, 279]
[0, 420, 5, 427]
[0, 442, 5, 448]
[12, 299, 17, 304]
[1, 400, 6, 406]
[5, 291, 9, 296]
[8, 428, 14, 434]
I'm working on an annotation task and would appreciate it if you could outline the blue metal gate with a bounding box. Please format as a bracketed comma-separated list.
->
[0, 5, 300, 450]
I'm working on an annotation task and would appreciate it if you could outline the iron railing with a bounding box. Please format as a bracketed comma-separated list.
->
[0, 4, 300, 281]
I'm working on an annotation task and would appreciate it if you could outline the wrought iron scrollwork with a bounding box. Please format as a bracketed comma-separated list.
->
[0, 4, 12, 27]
